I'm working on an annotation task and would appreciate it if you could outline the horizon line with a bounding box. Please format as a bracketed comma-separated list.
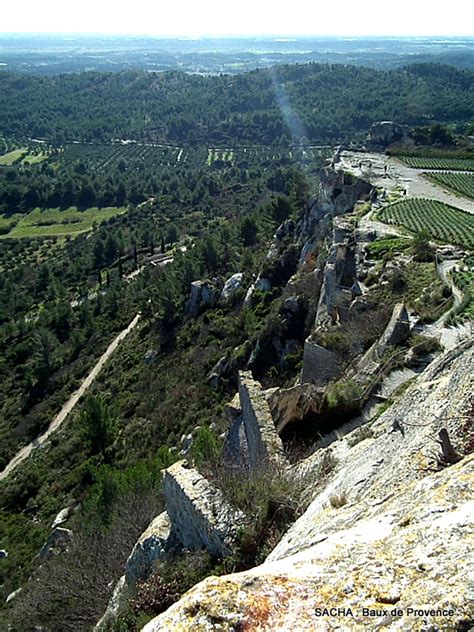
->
[1, 32, 474, 39]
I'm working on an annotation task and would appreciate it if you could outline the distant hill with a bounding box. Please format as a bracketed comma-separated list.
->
[0, 35, 473, 75]
[0, 62, 472, 145]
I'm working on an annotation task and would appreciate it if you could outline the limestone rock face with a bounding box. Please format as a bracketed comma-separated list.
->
[125, 512, 172, 586]
[143, 341, 474, 632]
[186, 280, 219, 315]
[50, 506, 71, 529]
[301, 166, 372, 238]
[162, 461, 245, 557]
[355, 303, 411, 378]
[314, 219, 357, 327]
[221, 273, 244, 300]
[367, 120, 409, 148]
[300, 338, 340, 386]
[266, 382, 323, 435]
[39, 527, 73, 559]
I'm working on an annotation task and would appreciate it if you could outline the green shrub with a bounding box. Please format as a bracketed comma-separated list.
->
[325, 380, 363, 410]
[190, 425, 221, 468]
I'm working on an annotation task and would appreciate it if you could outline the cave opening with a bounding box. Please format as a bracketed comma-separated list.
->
[279, 406, 361, 461]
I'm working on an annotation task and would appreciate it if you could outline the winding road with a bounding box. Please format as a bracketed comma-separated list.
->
[0, 313, 141, 481]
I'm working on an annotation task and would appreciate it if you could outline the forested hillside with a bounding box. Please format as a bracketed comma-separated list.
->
[0, 63, 472, 145]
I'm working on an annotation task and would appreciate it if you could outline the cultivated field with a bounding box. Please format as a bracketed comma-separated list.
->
[398, 156, 474, 171]
[63, 142, 190, 169]
[0, 148, 27, 165]
[424, 172, 474, 200]
[378, 198, 474, 250]
[0, 206, 126, 239]
[63, 142, 330, 169]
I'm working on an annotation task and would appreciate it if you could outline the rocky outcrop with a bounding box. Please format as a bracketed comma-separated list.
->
[314, 219, 357, 327]
[300, 166, 373, 238]
[125, 512, 173, 586]
[186, 280, 219, 315]
[221, 273, 244, 300]
[38, 527, 73, 559]
[354, 303, 411, 380]
[367, 120, 409, 148]
[162, 461, 245, 557]
[50, 507, 72, 530]
[301, 338, 340, 386]
[143, 340, 474, 632]
[207, 355, 231, 389]
[95, 576, 127, 631]
[244, 275, 271, 306]
[238, 371, 288, 469]
[266, 382, 323, 435]
[376, 302, 410, 349]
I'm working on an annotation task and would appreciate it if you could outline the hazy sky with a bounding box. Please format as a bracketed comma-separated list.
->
[1, 0, 473, 37]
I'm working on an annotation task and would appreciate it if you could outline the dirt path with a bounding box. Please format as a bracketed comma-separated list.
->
[339, 151, 474, 215]
[0, 313, 141, 481]
[418, 261, 472, 349]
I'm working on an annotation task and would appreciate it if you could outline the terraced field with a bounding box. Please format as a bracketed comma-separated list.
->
[424, 172, 474, 200]
[378, 198, 474, 250]
[398, 156, 474, 171]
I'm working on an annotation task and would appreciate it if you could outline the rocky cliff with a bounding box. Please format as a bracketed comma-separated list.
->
[143, 340, 473, 631]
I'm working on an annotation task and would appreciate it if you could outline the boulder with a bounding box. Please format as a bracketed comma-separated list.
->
[282, 296, 300, 313]
[207, 355, 231, 389]
[244, 275, 271, 305]
[144, 349, 158, 364]
[6, 588, 21, 604]
[266, 382, 323, 435]
[376, 302, 410, 353]
[274, 219, 294, 241]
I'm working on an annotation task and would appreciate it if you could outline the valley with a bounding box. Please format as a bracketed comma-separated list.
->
[0, 55, 473, 631]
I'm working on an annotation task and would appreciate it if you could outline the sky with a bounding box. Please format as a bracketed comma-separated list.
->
[1, 0, 473, 37]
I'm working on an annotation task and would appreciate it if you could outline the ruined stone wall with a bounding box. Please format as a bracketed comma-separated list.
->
[223, 404, 248, 465]
[238, 371, 287, 469]
[162, 461, 245, 557]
